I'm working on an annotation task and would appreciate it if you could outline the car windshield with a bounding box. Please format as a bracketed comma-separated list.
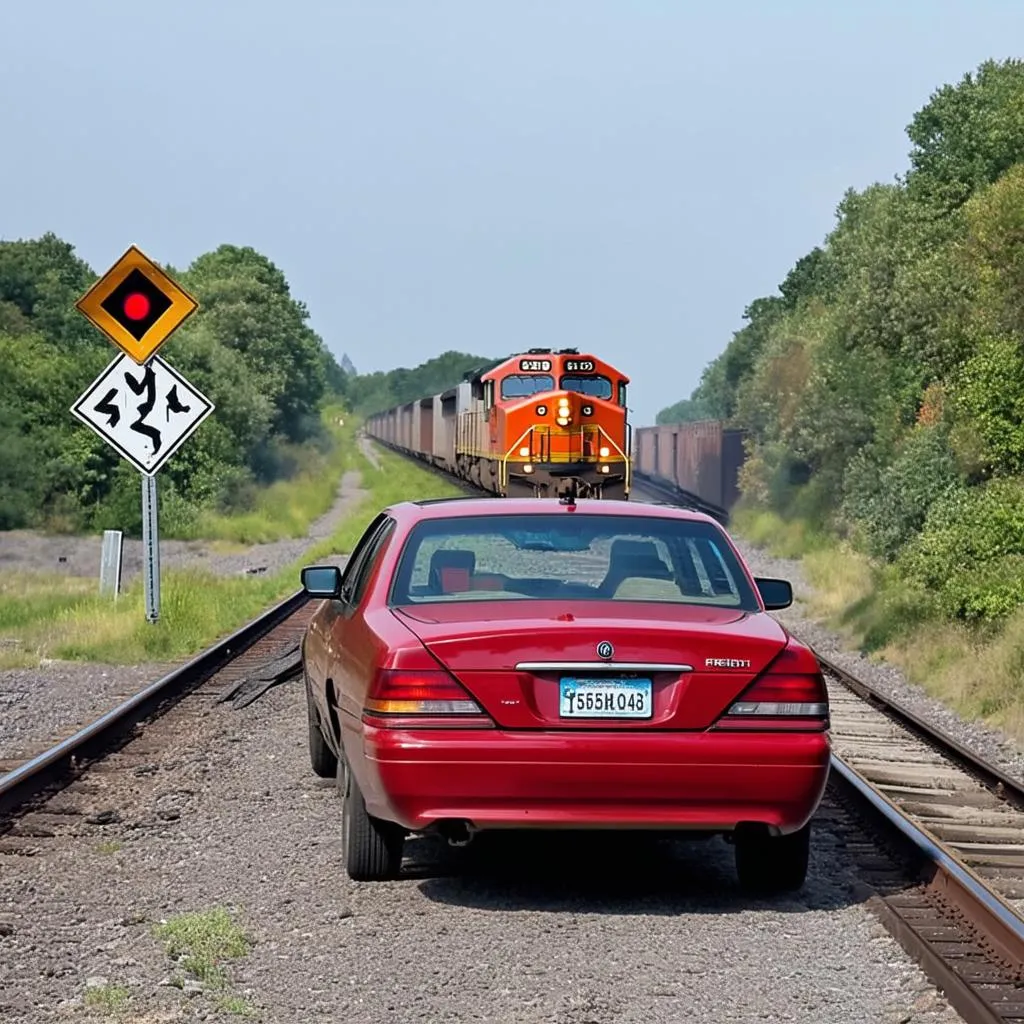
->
[389, 513, 759, 609]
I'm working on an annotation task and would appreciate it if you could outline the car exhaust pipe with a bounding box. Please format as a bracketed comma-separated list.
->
[439, 820, 475, 847]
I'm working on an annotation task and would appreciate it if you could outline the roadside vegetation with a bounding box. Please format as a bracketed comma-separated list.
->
[658, 58, 1024, 740]
[153, 907, 259, 1017]
[0, 237, 355, 537]
[0, 433, 462, 668]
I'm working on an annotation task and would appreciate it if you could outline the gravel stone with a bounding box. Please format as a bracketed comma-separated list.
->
[0, 677, 965, 1023]
[734, 538, 1024, 787]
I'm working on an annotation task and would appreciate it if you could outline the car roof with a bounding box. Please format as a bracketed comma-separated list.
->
[386, 496, 719, 526]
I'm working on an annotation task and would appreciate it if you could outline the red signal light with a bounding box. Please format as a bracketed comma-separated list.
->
[123, 293, 151, 321]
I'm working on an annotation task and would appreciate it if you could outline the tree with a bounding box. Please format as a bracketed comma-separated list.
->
[906, 59, 1024, 213]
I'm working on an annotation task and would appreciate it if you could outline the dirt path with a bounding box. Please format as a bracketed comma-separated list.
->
[0, 458, 372, 585]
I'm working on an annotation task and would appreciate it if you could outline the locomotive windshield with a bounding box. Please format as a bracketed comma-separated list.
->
[500, 374, 555, 399]
[560, 375, 612, 400]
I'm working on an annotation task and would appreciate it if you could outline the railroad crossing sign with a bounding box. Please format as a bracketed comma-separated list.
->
[75, 245, 199, 364]
[71, 353, 215, 476]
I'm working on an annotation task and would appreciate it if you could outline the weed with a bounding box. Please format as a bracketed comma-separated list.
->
[83, 983, 131, 1014]
[216, 993, 260, 1018]
[96, 840, 122, 854]
[153, 907, 250, 989]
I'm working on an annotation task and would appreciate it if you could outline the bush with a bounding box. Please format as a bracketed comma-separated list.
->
[899, 477, 1024, 622]
[842, 424, 960, 560]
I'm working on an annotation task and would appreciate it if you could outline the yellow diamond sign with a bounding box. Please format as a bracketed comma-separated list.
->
[76, 245, 199, 364]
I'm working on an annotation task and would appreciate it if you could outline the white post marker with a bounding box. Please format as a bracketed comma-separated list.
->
[141, 474, 160, 623]
[99, 529, 123, 598]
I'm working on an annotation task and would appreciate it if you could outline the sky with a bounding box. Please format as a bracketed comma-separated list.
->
[3, 2, 1024, 427]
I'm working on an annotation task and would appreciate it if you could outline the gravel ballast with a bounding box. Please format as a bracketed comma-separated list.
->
[0, 677, 965, 1024]
[734, 539, 1024, 788]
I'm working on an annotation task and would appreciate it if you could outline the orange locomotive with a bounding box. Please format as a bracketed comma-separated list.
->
[364, 348, 632, 499]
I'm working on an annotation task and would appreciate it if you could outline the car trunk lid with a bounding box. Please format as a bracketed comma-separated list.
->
[392, 600, 789, 730]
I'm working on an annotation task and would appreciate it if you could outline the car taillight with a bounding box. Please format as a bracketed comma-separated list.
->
[715, 645, 829, 731]
[362, 670, 493, 729]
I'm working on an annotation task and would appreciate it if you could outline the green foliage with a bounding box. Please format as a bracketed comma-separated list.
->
[657, 57, 1024, 626]
[906, 59, 1024, 213]
[842, 425, 960, 560]
[899, 479, 1024, 623]
[0, 234, 351, 534]
[952, 335, 1024, 475]
[346, 349, 496, 416]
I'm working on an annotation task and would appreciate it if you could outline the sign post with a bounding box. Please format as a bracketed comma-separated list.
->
[72, 245, 210, 624]
[141, 475, 160, 622]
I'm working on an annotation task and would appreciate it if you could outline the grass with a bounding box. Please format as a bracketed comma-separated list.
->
[0, 432, 461, 667]
[730, 502, 1024, 744]
[171, 405, 355, 545]
[153, 907, 250, 989]
[215, 994, 260, 1018]
[730, 504, 830, 560]
[83, 983, 131, 1014]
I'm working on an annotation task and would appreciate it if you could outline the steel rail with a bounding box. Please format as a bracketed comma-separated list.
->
[831, 755, 1024, 1023]
[0, 587, 308, 819]
[819, 651, 1024, 810]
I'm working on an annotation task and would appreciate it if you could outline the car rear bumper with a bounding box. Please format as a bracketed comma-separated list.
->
[355, 727, 831, 835]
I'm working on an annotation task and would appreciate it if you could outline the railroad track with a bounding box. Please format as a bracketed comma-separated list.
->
[820, 655, 1024, 1023]
[5, 451, 1024, 1021]
[0, 588, 315, 834]
[384, 455, 1024, 1021]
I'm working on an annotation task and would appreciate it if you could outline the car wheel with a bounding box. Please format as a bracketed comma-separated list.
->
[734, 822, 810, 894]
[305, 673, 338, 779]
[337, 758, 405, 881]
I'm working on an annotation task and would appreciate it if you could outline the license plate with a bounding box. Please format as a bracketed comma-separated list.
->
[559, 677, 653, 719]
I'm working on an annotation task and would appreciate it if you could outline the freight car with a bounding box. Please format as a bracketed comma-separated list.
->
[364, 349, 632, 499]
[632, 421, 746, 520]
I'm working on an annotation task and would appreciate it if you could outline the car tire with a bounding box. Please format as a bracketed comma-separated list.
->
[734, 822, 810, 894]
[338, 758, 405, 881]
[305, 674, 337, 779]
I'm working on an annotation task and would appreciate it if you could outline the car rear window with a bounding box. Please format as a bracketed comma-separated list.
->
[389, 513, 759, 610]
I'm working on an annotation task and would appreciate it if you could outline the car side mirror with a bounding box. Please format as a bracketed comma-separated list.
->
[754, 577, 793, 610]
[301, 565, 343, 598]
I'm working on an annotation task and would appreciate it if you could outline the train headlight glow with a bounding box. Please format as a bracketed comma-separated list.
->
[556, 416, 570, 426]
[599, 446, 610, 458]
[519, 446, 530, 457]
[600, 465, 610, 474]
[523, 464, 534, 473]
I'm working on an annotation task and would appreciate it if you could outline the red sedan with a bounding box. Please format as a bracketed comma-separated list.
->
[300, 496, 830, 892]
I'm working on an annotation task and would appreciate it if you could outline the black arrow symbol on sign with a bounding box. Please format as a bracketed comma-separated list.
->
[95, 388, 120, 427]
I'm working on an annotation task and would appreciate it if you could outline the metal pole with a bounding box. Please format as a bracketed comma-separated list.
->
[141, 473, 160, 623]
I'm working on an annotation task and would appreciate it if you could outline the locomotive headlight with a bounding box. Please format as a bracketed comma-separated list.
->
[519, 446, 530, 456]
[523, 464, 534, 473]
[600, 465, 610, 474]
[556, 416, 570, 426]
[599, 446, 610, 458]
